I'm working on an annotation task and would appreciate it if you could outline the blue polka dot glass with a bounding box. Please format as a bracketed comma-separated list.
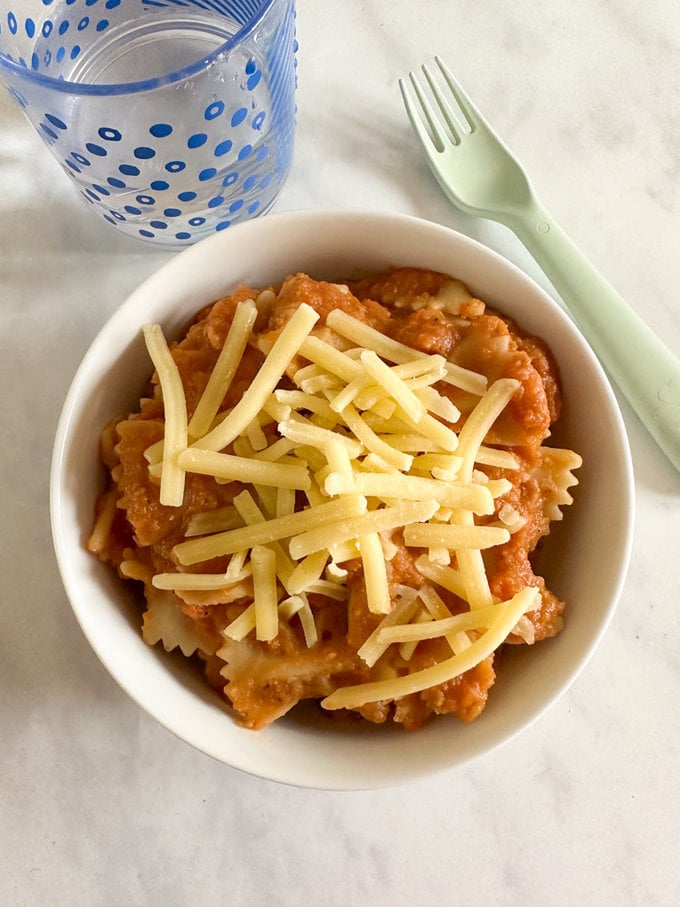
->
[0, 0, 297, 246]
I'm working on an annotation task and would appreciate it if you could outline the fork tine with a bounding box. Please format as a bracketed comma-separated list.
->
[420, 63, 465, 141]
[433, 55, 483, 133]
[399, 74, 450, 153]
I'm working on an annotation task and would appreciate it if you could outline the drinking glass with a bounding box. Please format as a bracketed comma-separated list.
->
[0, 0, 297, 246]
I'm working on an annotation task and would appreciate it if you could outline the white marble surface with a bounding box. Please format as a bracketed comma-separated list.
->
[2, 1, 680, 904]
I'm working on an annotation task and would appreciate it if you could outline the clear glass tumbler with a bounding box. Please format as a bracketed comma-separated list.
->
[0, 0, 297, 246]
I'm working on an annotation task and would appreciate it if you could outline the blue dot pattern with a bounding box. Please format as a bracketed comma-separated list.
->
[0, 0, 298, 245]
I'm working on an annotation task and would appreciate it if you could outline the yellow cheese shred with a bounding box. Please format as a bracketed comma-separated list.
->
[359, 533, 391, 614]
[187, 299, 258, 439]
[194, 302, 320, 452]
[251, 544, 278, 641]
[321, 587, 539, 710]
[174, 494, 368, 565]
[142, 324, 187, 507]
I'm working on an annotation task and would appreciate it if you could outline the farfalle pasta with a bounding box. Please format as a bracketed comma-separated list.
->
[89, 268, 581, 730]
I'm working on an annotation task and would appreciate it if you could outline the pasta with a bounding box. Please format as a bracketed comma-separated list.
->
[89, 268, 582, 731]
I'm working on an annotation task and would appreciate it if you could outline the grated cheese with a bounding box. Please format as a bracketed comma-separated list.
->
[326, 308, 488, 395]
[359, 532, 391, 614]
[142, 287, 548, 673]
[359, 349, 427, 423]
[177, 447, 311, 490]
[403, 522, 511, 550]
[251, 544, 278, 641]
[142, 324, 188, 507]
[152, 569, 252, 591]
[288, 498, 439, 560]
[188, 299, 258, 439]
[194, 302, 320, 452]
[174, 494, 368, 565]
[321, 588, 539, 710]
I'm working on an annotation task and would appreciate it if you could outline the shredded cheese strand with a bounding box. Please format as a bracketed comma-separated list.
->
[359, 533, 391, 614]
[142, 324, 188, 507]
[251, 545, 278, 641]
[288, 498, 439, 560]
[177, 448, 311, 490]
[321, 587, 539, 710]
[194, 303, 320, 452]
[151, 570, 251, 591]
[188, 299, 258, 439]
[403, 522, 510, 550]
[326, 308, 488, 394]
[174, 494, 368, 565]
[456, 378, 520, 481]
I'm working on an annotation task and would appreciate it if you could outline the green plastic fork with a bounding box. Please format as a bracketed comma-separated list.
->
[400, 56, 680, 474]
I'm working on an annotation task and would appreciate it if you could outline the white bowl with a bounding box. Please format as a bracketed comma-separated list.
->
[50, 210, 634, 789]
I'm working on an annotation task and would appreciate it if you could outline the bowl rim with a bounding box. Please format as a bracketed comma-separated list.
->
[50, 208, 635, 789]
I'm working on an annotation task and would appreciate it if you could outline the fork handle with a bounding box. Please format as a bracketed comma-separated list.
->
[508, 201, 680, 473]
